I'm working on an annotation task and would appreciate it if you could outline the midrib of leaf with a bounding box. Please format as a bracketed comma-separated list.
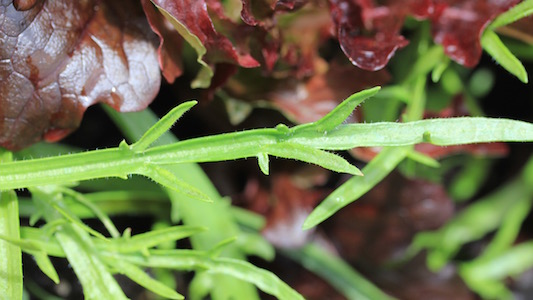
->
[0, 151, 22, 300]
[2, 116, 533, 190]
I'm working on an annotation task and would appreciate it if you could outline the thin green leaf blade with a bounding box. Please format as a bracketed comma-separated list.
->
[140, 165, 212, 203]
[131, 101, 197, 152]
[106, 258, 184, 300]
[31, 251, 60, 284]
[98, 225, 205, 253]
[481, 30, 528, 83]
[489, 0, 533, 29]
[266, 143, 362, 176]
[303, 147, 409, 229]
[312, 86, 381, 133]
[0, 190, 22, 299]
[56, 225, 128, 300]
[0, 150, 22, 300]
[283, 243, 395, 300]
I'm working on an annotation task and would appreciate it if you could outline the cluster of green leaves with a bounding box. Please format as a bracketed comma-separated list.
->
[1, 2, 533, 300]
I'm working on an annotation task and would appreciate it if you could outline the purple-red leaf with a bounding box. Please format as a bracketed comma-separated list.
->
[328, 0, 409, 71]
[0, 0, 161, 150]
[417, 0, 521, 67]
[141, 0, 183, 84]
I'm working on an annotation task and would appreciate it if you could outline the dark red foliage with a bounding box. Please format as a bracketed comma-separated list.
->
[328, 0, 409, 71]
[414, 0, 521, 67]
[0, 0, 161, 150]
[141, 0, 183, 83]
[150, 0, 259, 68]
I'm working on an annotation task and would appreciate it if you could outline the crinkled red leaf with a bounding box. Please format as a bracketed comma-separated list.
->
[141, 0, 183, 83]
[151, 0, 259, 68]
[0, 0, 161, 150]
[418, 0, 521, 67]
[328, 0, 409, 71]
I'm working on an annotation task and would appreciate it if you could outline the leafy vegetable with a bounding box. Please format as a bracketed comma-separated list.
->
[0, 0, 161, 150]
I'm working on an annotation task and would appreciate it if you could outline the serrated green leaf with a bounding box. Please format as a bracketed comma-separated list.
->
[303, 147, 409, 229]
[481, 30, 528, 83]
[489, 0, 533, 29]
[131, 101, 197, 152]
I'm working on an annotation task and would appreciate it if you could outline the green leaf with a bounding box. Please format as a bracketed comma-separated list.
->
[131, 101, 197, 152]
[32, 188, 128, 300]
[283, 243, 395, 300]
[303, 147, 409, 229]
[104, 257, 184, 299]
[257, 153, 270, 175]
[488, 0, 533, 29]
[460, 241, 533, 299]
[410, 178, 530, 271]
[140, 164, 212, 203]
[152, 3, 213, 88]
[30, 251, 60, 284]
[481, 30, 528, 83]
[311, 86, 381, 133]
[0, 181, 22, 300]
[97, 225, 205, 254]
[57, 225, 128, 300]
[265, 142, 363, 176]
[106, 105, 262, 299]
[117, 250, 304, 300]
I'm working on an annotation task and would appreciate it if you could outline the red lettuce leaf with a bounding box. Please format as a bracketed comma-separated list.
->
[0, 0, 161, 150]
[418, 0, 521, 67]
[150, 0, 259, 68]
[141, 0, 183, 83]
[328, 0, 409, 71]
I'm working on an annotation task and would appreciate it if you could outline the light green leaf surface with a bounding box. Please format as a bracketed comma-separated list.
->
[114, 250, 304, 300]
[303, 147, 409, 229]
[105, 258, 184, 299]
[106, 106, 263, 299]
[488, 0, 533, 29]
[481, 30, 528, 83]
[31, 188, 128, 300]
[0, 151, 22, 300]
[131, 101, 197, 152]
[3, 116, 533, 191]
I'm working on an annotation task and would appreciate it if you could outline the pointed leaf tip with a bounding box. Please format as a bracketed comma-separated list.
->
[132, 100, 197, 151]
[314, 86, 381, 133]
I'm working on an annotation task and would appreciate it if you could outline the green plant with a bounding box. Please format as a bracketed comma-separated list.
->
[2, 1, 533, 299]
